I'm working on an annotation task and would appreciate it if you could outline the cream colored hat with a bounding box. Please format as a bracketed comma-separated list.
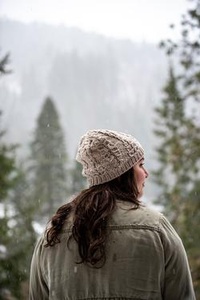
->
[76, 129, 144, 186]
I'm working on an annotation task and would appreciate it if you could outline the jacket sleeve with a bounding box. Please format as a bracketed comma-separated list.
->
[29, 236, 49, 300]
[160, 215, 196, 300]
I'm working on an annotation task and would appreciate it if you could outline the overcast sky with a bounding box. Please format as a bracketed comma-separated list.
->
[0, 0, 190, 42]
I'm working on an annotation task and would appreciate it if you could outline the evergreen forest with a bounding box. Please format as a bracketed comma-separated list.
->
[0, 0, 200, 298]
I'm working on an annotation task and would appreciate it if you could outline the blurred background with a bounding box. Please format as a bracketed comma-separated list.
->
[0, 0, 200, 298]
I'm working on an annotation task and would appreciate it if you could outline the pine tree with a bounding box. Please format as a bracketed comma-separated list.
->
[0, 138, 17, 299]
[0, 112, 27, 300]
[154, 66, 200, 296]
[0, 53, 21, 297]
[30, 97, 68, 221]
[0, 50, 35, 299]
[154, 66, 189, 221]
[159, 0, 200, 179]
[157, 1, 200, 295]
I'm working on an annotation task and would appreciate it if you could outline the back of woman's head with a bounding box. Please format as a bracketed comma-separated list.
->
[45, 129, 144, 267]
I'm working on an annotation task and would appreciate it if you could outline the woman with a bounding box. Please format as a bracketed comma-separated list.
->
[29, 129, 196, 300]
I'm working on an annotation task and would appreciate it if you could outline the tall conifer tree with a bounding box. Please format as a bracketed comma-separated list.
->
[0, 119, 35, 299]
[0, 112, 20, 299]
[30, 97, 68, 220]
[0, 52, 22, 299]
[0, 50, 36, 299]
[153, 64, 200, 216]
[158, 1, 200, 295]
[154, 65, 200, 298]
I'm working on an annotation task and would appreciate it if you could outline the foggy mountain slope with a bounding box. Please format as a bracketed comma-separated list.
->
[0, 19, 168, 161]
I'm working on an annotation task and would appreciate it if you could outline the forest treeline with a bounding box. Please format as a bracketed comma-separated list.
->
[0, 0, 200, 298]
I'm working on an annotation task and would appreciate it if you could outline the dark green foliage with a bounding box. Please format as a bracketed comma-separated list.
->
[0, 133, 18, 202]
[0, 208, 35, 300]
[154, 63, 200, 299]
[153, 66, 190, 216]
[0, 112, 18, 202]
[8, 167, 37, 299]
[156, 1, 200, 296]
[0, 113, 36, 299]
[0, 50, 36, 299]
[30, 97, 68, 220]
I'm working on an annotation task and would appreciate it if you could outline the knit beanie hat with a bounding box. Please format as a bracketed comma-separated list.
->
[76, 129, 144, 186]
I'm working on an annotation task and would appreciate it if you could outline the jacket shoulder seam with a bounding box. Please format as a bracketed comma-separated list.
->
[107, 224, 161, 233]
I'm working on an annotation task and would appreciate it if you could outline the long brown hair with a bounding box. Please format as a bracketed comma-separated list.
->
[45, 167, 140, 267]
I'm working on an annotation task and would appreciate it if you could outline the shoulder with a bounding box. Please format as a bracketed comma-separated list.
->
[111, 201, 184, 248]
[110, 201, 163, 231]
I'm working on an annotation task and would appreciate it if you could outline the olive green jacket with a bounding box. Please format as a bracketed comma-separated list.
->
[29, 201, 196, 300]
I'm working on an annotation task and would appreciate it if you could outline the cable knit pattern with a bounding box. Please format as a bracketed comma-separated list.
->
[76, 129, 144, 186]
